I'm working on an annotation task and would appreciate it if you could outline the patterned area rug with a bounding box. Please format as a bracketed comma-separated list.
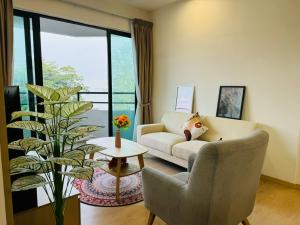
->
[73, 168, 144, 207]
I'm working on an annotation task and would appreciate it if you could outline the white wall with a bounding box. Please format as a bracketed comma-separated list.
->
[152, 0, 300, 183]
[13, 0, 152, 32]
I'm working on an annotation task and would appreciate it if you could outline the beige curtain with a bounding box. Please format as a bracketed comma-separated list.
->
[0, 1, 14, 224]
[0, 0, 14, 86]
[132, 19, 153, 125]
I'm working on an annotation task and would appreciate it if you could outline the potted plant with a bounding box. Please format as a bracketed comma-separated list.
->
[112, 114, 131, 148]
[7, 84, 105, 225]
[108, 115, 131, 169]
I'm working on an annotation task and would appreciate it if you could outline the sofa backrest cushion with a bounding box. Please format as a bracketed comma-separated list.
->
[200, 116, 257, 142]
[161, 111, 192, 136]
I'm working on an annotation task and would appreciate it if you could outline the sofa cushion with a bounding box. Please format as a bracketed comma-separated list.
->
[139, 132, 186, 154]
[200, 116, 257, 141]
[172, 140, 208, 161]
[161, 111, 192, 137]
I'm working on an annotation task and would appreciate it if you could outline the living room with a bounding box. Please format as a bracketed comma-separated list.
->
[0, 1, 299, 225]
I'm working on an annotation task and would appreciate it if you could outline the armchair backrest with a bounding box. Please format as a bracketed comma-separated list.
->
[187, 130, 268, 225]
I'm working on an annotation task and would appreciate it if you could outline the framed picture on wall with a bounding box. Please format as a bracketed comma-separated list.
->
[216, 86, 246, 120]
[175, 86, 194, 113]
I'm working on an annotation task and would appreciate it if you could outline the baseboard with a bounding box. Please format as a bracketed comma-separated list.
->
[261, 175, 300, 189]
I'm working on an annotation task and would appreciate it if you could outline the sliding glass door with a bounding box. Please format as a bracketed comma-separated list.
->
[12, 10, 136, 140]
[111, 33, 136, 140]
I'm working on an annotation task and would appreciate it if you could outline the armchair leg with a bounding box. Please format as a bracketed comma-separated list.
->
[242, 218, 251, 225]
[147, 212, 156, 225]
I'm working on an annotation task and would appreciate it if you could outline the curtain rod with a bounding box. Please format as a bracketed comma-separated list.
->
[61, 0, 134, 21]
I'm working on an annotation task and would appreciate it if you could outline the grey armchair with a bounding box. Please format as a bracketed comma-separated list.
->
[142, 130, 269, 225]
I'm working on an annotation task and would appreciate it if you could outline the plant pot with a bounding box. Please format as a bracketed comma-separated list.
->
[115, 129, 121, 148]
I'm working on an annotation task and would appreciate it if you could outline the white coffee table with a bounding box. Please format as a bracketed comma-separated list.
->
[88, 137, 148, 202]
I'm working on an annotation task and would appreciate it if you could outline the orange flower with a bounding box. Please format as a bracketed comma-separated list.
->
[113, 114, 131, 129]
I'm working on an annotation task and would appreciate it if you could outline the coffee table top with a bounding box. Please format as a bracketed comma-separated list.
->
[87, 137, 148, 158]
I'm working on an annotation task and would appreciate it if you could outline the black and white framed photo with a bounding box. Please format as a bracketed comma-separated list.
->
[216, 86, 246, 120]
[175, 86, 194, 113]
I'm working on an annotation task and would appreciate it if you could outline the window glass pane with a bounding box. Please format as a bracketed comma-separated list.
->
[13, 16, 32, 137]
[40, 18, 108, 92]
[111, 34, 136, 140]
[13, 16, 29, 111]
[40, 18, 109, 137]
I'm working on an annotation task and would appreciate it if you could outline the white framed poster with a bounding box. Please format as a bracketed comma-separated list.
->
[175, 86, 194, 113]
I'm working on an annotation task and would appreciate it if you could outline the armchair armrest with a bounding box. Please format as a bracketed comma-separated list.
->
[142, 167, 186, 213]
[137, 123, 165, 143]
[188, 153, 197, 172]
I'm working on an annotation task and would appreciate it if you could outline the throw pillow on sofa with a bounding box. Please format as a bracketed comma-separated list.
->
[183, 112, 208, 141]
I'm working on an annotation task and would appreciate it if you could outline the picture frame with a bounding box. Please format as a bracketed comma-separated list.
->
[216, 86, 246, 120]
[175, 86, 194, 113]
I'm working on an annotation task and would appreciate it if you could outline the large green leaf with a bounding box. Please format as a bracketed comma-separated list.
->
[83, 159, 105, 168]
[27, 84, 60, 101]
[41, 124, 55, 137]
[10, 156, 42, 171]
[8, 138, 50, 155]
[44, 103, 61, 116]
[61, 102, 93, 118]
[29, 161, 53, 174]
[76, 144, 105, 155]
[21, 138, 50, 152]
[11, 160, 53, 175]
[37, 147, 50, 157]
[8, 140, 23, 151]
[11, 175, 48, 192]
[49, 157, 81, 166]
[56, 86, 82, 101]
[7, 121, 44, 132]
[65, 135, 95, 146]
[60, 167, 94, 181]
[65, 130, 98, 145]
[11, 111, 53, 121]
[70, 125, 99, 133]
[10, 168, 33, 176]
[59, 118, 85, 129]
[39, 161, 53, 173]
[66, 126, 99, 140]
[66, 131, 87, 140]
[63, 149, 85, 162]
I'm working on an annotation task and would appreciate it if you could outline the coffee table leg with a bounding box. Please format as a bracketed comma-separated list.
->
[138, 155, 145, 169]
[116, 158, 122, 202]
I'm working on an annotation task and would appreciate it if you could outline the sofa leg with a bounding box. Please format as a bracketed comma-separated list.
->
[242, 218, 250, 225]
[147, 212, 156, 225]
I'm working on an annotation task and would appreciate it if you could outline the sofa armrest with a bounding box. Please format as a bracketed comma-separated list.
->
[137, 123, 165, 143]
[142, 167, 186, 213]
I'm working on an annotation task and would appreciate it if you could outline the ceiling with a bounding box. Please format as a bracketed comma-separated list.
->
[117, 0, 180, 11]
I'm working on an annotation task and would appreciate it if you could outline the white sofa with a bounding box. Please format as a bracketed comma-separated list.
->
[137, 111, 257, 168]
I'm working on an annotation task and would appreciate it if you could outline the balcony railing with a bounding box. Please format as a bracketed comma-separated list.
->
[77, 91, 136, 105]
[18, 91, 136, 140]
